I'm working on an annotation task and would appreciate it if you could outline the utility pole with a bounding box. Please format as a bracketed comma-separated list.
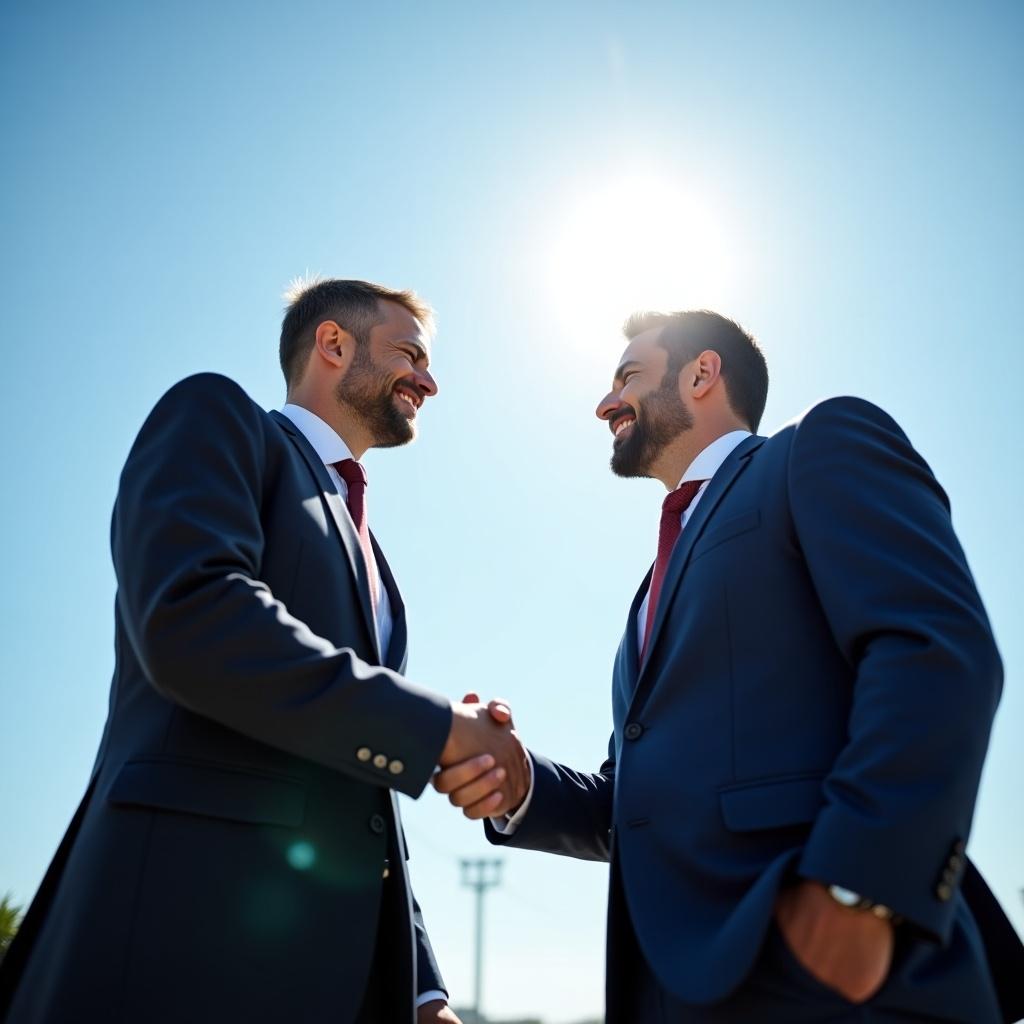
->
[460, 858, 503, 1020]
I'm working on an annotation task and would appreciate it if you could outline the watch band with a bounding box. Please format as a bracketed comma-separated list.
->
[827, 884, 898, 921]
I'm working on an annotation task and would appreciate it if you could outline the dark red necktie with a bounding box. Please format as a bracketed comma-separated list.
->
[640, 479, 707, 664]
[333, 458, 381, 608]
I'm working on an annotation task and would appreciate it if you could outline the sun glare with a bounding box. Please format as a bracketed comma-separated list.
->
[544, 174, 737, 344]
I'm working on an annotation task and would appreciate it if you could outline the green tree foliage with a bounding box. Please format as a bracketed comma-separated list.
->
[0, 893, 23, 962]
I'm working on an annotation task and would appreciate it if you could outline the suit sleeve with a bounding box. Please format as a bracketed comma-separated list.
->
[111, 374, 452, 798]
[413, 895, 446, 1000]
[788, 397, 1002, 941]
[484, 736, 616, 862]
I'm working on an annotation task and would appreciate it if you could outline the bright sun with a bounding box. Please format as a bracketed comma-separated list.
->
[544, 173, 737, 344]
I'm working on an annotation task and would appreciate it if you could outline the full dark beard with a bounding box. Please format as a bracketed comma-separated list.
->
[610, 380, 693, 478]
[335, 346, 414, 448]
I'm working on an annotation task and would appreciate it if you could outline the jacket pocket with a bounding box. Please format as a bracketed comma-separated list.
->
[718, 772, 825, 832]
[107, 757, 306, 828]
[690, 509, 760, 562]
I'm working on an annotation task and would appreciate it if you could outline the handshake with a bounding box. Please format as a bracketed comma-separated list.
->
[434, 693, 531, 819]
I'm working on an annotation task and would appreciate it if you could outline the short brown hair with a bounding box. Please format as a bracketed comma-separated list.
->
[279, 277, 435, 386]
[623, 309, 769, 431]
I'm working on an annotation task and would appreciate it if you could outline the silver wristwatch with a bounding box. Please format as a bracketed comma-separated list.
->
[827, 884, 898, 921]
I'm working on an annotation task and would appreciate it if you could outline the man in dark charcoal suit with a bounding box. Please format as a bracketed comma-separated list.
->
[436, 311, 1024, 1022]
[0, 278, 529, 1024]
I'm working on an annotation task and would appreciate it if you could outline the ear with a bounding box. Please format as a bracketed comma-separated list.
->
[687, 350, 722, 400]
[313, 320, 356, 372]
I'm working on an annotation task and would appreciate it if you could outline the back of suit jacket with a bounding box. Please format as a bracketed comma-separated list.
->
[0, 374, 452, 1024]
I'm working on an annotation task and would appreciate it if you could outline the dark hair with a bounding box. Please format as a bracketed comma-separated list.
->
[279, 277, 434, 386]
[623, 309, 769, 431]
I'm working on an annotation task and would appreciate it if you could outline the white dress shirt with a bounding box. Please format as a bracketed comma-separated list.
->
[281, 404, 446, 1009]
[495, 428, 752, 836]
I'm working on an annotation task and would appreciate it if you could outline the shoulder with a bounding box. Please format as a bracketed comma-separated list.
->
[771, 395, 912, 463]
[781, 395, 945, 507]
[145, 373, 270, 429]
[129, 374, 272, 463]
[787, 395, 905, 439]
[155, 372, 259, 411]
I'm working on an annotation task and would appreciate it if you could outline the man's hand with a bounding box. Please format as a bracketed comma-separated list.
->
[417, 999, 462, 1023]
[774, 880, 894, 1004]
[435, 693, 528, 818]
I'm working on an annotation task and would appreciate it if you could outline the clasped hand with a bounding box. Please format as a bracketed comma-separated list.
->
[434, 692, 529, 818]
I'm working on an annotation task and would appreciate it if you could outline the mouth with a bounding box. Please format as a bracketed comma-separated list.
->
[611, 414, 636, 441]
[393, 385, 423, 415]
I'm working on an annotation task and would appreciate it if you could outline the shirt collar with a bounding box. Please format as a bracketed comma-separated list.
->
[280, 403, 354, 466]
[678, 429, 752, 487]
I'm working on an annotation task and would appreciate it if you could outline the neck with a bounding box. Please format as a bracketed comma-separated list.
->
[286, 386, 372, 461]
[650, 417, 747, 490]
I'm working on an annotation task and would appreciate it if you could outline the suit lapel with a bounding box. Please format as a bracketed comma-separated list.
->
[270, 410, 379, 657]
[631, 434, 765, 709]
[371, 534, 409, 672]
[617, 570, 650, 702]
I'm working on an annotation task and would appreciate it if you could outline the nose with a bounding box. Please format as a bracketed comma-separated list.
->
[415, 368, 438, 398]
[596, 390, 623, 421]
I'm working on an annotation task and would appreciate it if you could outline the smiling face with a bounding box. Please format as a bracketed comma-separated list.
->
[596, 327, 694, 478]
[335, 300, 437, 449]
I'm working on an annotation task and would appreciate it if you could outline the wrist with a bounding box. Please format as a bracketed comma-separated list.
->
[826, 884, 900, 924]
[440, 702, 468, 761]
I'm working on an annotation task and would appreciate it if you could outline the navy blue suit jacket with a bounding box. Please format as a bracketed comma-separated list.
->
[489, 397, 1022, 1017]
[0, 375, 452, 1024]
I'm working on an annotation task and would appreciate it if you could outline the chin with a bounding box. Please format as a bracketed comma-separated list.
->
[610, 437, 654, 479]
[374, 423, 416, 449]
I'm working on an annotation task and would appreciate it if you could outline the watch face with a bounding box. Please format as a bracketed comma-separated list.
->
[828, 885, 862, 907]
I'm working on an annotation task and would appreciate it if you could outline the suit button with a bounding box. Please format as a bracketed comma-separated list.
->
[388, 759, 404, 775]
[372, 753, 388, 769]
[624, 723, 644, 741]
[953, 839, 966, 856]
[356, 747, 372, 762]
[369, 814, 386, 834]
[936, 882, 953, 902]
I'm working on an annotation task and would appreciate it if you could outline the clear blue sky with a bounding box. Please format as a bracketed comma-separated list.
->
[1, 2, 1021, 1021]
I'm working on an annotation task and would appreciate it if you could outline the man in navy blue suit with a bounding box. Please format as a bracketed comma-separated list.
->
[436, 310, 1023, 1022]
[0, 278, 529, 1024]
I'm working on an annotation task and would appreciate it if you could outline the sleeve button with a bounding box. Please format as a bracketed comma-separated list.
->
[372, 754, 388, 769]
[356, 747, 372, 762]
[388, 760, 404, 775]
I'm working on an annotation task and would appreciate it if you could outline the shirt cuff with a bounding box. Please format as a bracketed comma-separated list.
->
[416, 990, 448, 1008]
[489, 753, 535, 835]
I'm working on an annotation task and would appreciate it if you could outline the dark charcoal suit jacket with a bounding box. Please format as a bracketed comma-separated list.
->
[0, 374, 453, 1023]
[488, 397, 1024, 1022]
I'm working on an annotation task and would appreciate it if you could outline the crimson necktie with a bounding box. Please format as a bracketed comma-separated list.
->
[333, 459, 381, 608]
[640, 479, 706, 664]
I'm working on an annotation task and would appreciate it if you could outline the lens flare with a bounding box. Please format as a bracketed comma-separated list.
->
[286, 841, 316, 871]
